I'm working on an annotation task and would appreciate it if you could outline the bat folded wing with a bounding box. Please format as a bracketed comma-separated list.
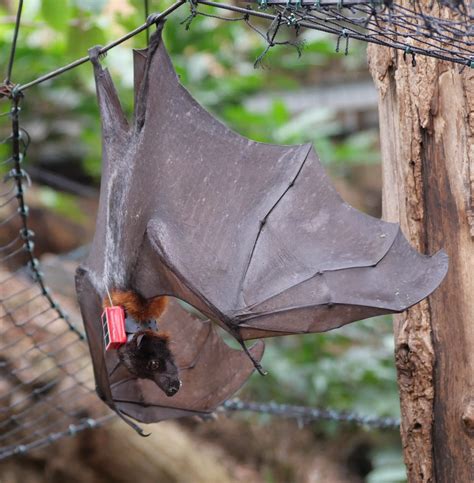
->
[76, 269, 264, 423]
[112, 299, 264, 423]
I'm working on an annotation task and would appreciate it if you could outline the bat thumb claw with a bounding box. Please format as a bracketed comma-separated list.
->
[255, 364, 268, 376]
[236, 337, 267, 375]
[115, 408, 150, 437]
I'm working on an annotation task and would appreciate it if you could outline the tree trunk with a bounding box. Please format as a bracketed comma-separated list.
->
[368, 22, 474, 483]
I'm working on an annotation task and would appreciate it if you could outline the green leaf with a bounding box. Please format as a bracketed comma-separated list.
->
[41, 0, 71, 31]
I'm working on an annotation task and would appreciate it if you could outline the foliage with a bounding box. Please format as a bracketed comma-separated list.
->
[37, 186, 88, 223]
[245, 317, 399, 417]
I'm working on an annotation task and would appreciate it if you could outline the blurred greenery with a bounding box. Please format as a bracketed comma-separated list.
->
[244, 317, 399, 417]
[0, 0, 403, 480]
[37, 185, 88, 223]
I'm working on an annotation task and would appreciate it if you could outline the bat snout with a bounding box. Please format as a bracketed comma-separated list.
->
[155, 374, 181, 397]
[165, 379, 181, 397]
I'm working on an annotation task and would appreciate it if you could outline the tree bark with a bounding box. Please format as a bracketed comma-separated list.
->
[368, 21, 474, 483]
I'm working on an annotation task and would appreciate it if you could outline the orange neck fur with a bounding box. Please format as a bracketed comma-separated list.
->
[103, 290, 168, 322]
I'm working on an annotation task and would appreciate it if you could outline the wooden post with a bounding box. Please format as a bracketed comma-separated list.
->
[368, 24, 474, 483]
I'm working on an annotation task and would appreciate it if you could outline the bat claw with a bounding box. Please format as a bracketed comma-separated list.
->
[146, 14, 166, 28]
[115, 408, 150, 437]
[88, 45, 107, 66]
[237, 337, 268, 376]
[254, 362, 268, 376]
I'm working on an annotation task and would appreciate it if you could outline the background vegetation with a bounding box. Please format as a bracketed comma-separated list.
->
[0, 0, 405, 480]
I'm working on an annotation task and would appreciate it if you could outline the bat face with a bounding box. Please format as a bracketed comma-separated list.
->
[118, 330, 181, 397]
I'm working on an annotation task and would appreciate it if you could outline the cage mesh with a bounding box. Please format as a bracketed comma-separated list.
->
[0, 101, 112, 461]
[194, 0, 473, 66]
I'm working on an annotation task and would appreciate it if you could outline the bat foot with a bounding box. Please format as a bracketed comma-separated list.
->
[88, 45, 107, 65]
[146, 13, 159, 25]
[146, 13, 166, 28]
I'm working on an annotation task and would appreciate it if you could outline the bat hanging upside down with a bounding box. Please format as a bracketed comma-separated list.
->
[76, 22, 447, 426]
[103, 290, 181, 397]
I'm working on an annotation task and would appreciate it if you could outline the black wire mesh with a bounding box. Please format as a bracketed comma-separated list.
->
[193, 0, 473, 67]
[0, 98, 113, 461]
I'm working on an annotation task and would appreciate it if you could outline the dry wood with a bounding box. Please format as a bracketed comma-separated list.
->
[0, 420, 239, 483]
[368, 10, 474, 482]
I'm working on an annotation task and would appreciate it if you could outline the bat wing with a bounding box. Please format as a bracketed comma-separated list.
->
[76, 268, 263, 423]
[131, 27, 447, 336]
[80, 22, 447, 349]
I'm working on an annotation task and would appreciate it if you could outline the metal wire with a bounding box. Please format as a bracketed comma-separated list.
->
[10, 97, 84, 340]
[5, 0, 470, 96]
[145, 0, 151, 44]
[16, 1, 186, 93]
[220, 399, 400, 429]
[4, 0, 23, 85]
[0, 415, 115, 461]
[0, 34, 111, 455]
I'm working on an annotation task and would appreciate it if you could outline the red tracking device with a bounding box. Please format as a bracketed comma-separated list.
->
[101, 306, 126, 351]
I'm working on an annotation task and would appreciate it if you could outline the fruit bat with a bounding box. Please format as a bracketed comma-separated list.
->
[75, 21, 448, 427]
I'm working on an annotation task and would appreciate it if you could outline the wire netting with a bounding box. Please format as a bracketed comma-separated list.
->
[191, 0, 473, 67]
[0, 98, 113, 461]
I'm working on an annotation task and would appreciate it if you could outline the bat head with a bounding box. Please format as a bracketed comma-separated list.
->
[118, 330, 181, 397]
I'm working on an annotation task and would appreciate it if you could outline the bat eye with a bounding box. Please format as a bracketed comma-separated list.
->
[147, 360, 161, 371]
